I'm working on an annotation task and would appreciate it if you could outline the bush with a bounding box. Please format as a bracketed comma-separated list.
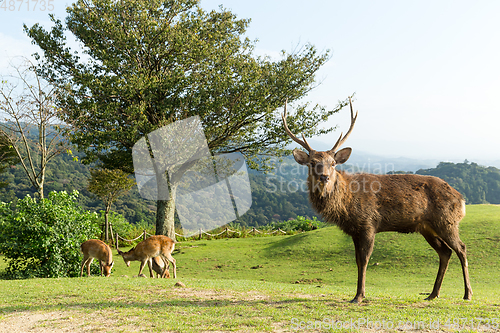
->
[270, 216, 327, 233]
[0, 191, 100, 279]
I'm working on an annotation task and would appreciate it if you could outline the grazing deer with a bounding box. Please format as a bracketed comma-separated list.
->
[80, 239, 114, 277]
[282, 98, 472, 303]
[117, 235, 176, 278]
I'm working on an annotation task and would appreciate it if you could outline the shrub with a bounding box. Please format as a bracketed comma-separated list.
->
[270, 216, 327, 233]
[0, 191, 100, 279]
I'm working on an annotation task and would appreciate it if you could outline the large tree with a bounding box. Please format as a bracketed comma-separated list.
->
[25, 0, 348, 238]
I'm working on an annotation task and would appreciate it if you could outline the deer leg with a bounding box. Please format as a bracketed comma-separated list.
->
[86, 258, 94, 277]
[138, 260, 148, 277]
[350, 234, 375, 304]
[80, 257, 89, 277]
[159, 256, 169, 278]
[147, 258, 154, 278]
[164, 261, 171, 278]
[421, 231, 452, 300]
[439, 232, 473, 300]
[162, 254, 176, 279]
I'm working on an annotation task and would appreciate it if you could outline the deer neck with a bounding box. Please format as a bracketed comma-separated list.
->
[308, 170, 353, 222]
[105, 249, 113, 265]
[122, 249, 139, 262]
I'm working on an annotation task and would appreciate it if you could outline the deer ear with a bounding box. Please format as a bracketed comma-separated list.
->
[292, 149, 309, 165]
[334, 147, 352, 165]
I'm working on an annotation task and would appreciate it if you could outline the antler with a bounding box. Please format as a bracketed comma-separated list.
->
[281, 99, 313, 152]
[330, 97, 358, 153]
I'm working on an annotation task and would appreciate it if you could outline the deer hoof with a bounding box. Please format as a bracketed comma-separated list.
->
[349, 297, 362, 304]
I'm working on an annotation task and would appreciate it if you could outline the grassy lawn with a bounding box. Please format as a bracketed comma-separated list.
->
[0, 205, 499, 332]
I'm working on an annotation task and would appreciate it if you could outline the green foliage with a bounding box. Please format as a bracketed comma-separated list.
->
[0, 191, 100, 279]
[95, 210, 133, 239]
[88, 168, 135, 240]
[87, 168, 135, 210]
[269, 215, 327, 233]
[416, 161, 500, 204]
[0, 133, 19, 188]
[0, 151, 156, 225]
[0, 152, 318, 228]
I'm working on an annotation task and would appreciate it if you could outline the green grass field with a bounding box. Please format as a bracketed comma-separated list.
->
[1, 205, 499, 332]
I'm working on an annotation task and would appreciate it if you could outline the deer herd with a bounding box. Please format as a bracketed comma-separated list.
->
[80, 235, 176, 279]
[79, 98, 472, 304]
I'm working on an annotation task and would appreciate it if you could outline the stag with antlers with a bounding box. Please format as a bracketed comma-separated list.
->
[282, 98, 472, 303]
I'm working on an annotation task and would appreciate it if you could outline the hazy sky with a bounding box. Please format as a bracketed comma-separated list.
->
[1, 1, 500, 162]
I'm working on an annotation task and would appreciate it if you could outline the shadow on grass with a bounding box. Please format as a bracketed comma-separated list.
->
[262, 228, 354, 262]
[0, 296, 346, 315]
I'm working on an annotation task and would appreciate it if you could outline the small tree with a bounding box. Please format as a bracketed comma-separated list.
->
[87, 168, 135, 241]
[0, 190, 100, 279]
[0, 58, 69, 199]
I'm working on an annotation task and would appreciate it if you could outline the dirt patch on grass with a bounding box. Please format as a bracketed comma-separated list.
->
[0, 310, 141, 332]
[146, 285, 273, 304]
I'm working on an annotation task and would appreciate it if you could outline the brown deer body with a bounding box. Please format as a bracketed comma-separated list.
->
[283, 99, 472, 303]
[117, 235, 176, 278]
[80, 239, 114, 277]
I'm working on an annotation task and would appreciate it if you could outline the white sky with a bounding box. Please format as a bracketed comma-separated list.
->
[1, 0, 500, 163]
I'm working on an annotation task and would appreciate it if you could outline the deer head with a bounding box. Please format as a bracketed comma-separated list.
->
[116, 247, 132, 267]
[282, 98, 358, 193]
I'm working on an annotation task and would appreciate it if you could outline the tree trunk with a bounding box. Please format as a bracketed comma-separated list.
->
[38, 182, 44, 199]
[104, 206, 110, 242]
[156, 183, 177, 240]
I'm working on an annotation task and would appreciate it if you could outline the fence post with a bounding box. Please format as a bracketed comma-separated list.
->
[115, 232, 119, 249]
[199, 228, 202, 240]
[109, 223, 114, 244]
[143, 230, 147, 240]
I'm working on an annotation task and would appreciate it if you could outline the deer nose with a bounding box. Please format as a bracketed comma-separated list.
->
[319, 175, 329, 183]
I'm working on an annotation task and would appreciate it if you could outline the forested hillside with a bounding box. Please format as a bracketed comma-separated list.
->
[0, 152, 318, 227]
[2, 154, 500, 228]
[416, 161, 500, 204]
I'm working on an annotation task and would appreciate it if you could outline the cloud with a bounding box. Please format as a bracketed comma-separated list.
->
[0, 32, 40, 75]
